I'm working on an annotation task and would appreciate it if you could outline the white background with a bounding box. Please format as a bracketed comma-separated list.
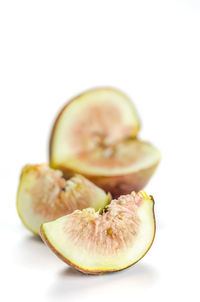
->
[0, 0, 200, 301]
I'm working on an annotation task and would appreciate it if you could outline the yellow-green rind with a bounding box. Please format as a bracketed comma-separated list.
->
[98, 192, 112, 214]
[16, 168, 40, 236]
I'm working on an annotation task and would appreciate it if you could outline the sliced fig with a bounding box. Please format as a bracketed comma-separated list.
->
[17, 164, 110, 235]
[40, 191, 155, 274]
[49, 87, 160, 197]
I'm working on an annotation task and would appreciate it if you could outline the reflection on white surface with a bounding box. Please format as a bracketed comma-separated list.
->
[14, 232, 65, 270]
[47, 263, 158, 301]
[10, 229, 159, 302]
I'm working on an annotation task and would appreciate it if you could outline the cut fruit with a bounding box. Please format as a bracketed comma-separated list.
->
[49, 87, 160, 197]
[40, 191, 156, 274]
[17, 164, 110, 235]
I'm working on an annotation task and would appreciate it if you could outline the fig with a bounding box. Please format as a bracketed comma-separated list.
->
[49, 87, 160, 197]
[40, 191, 155, 274]
[17, 164, 110, 235]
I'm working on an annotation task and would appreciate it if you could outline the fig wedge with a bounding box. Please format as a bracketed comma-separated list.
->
[17, 164, 110, 235]
[40, 191, 156, 274]
[49, 87, 160, 197]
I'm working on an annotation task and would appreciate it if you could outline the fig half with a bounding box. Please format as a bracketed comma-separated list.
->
[49, 87, 160, 197]
[40, 191, 155, 274]
[17, 164, 110, 235]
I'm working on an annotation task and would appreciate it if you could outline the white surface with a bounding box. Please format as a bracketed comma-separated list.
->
[0, 1, 200, 301]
